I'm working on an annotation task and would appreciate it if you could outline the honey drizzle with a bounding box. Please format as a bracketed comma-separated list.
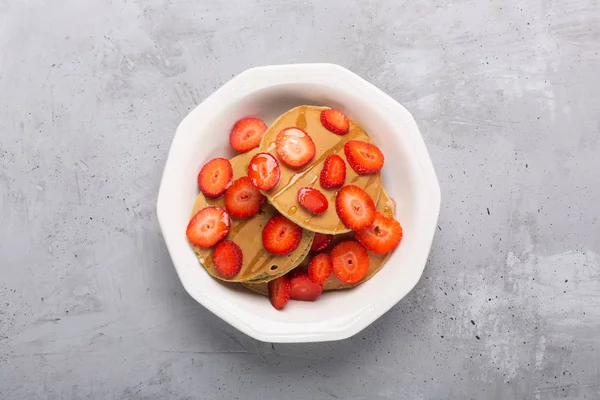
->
[247, 250, 271, 275]
[296, 111, 307, 129]
[226, 206, 266, 242]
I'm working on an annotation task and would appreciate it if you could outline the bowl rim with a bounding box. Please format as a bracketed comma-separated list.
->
[157, 63, 441, 342]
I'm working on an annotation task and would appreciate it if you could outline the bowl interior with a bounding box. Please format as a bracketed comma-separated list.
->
[159, 67, 438, 341]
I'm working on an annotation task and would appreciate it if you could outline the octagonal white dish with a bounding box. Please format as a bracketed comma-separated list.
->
[157, 63, 440, 343]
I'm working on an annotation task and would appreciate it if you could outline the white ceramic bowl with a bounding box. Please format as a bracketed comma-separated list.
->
[157, 64, 440, 343]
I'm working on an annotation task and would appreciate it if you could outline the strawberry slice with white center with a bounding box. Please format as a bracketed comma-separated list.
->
[320, 154, 346, 189]
[355, 212, 403, 254]
[213, 240, 243, 277]
[335, 185, 376, 230]
[248, 152, 280, 190]
[320, 109, 350, 135]
[307, 253, 333, 284]
[229, 117, 268, 153]
[344, 140, 384, 175]
[224, 176, 265, 218]
[186, 206, 230, 248]
[275, 127, 316, 168]
[197, 158, 233, 198]
[297, 187, 328, 214]
[262, 214, 302, 255]
[331, 241, 370, 284]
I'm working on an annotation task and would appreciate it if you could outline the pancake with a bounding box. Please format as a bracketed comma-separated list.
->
[257, 105, 382, 235]
[243, 188, 395, 295]
[191, 149, 315, 283]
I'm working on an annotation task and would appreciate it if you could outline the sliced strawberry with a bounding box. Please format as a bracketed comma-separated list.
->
[224, 176, 265, 218]
[229, 117, 268, 153]
[275, 127, 316, 168]
[320, 154, 346, 189]
[268, 275, 291, 310]
[355, 212, 403, 254]
[186, 206, 230, 248]
[310, 232, 333, 252]
[289, 273, 323, 301]
[197, 158, 233, 198]
[262, 214, 302, 255]
[331, 241, 369, 284]
[248, 152, 280, 190]
[344, 141, 384, 175]
[213, 240, 243, 277]
[297, 187, 328, 214]
[307, 253, 333, 284]
[335, 185, 376, 230]
[320, 109, 350, 135]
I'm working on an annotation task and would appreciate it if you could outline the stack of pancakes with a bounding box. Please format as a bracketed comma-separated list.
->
[190, 106, 395, 297]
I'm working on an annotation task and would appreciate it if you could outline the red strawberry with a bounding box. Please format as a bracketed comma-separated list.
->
[330, 241, 369, 284]
[275, 127, 316, 168]
[307, 253, 332, 284]
[224, 176, 265, 218]
[248, 152, 280, 190]
[268, 276, 291, 310]
[320, 109, 350, 135]
[229, 117, 268, 153]
[186, 206, 230, 248]
[310, 232, 333, 252]
[289, 273, 323, 301]
[320, 154, 346, 189]
[197, 158, 233, 198]
[262, 214, 302, 255]
[297, 187, 328, 214]
[213, 240, 243, 277]
[355, 212, 403, 254]
[335, 185, 376, 230]
[344, 141, 384, 174]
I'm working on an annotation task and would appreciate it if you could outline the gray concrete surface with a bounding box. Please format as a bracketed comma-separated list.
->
[1, 0, 599, 398]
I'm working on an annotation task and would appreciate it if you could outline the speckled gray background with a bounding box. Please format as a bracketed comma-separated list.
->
[1, 0, 599, 399]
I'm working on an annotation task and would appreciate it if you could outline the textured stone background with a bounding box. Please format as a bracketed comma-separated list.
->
[1, 0, 599, 399]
